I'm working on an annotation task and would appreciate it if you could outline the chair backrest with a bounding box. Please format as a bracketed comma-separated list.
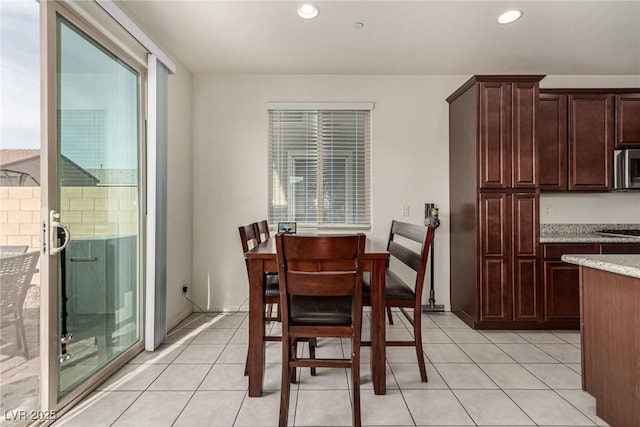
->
[386, 220, 436, 301]
[256, 220, 270, 242]
[239, 223, 260, 253]
[0, 245, 28, 258]
[0, 251, 40, 315]
[276, 233, 366, 318]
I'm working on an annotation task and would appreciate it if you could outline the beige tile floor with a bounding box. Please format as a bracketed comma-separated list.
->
[52, 310, 608, 427]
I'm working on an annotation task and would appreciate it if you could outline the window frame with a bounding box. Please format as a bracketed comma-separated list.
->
[267, 104, 373, 230]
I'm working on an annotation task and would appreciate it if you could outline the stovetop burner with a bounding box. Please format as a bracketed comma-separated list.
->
[597, 229, 640, 238]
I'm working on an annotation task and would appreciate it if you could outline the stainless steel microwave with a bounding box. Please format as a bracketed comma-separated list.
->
[613, 149, 640, 190]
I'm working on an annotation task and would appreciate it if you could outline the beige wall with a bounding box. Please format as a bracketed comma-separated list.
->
[192, 74, 467, 311]
[165, 61, 194, 328]
[191, 73, 640, 313]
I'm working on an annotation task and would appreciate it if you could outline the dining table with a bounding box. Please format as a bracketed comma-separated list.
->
[245, 233, 390, 397]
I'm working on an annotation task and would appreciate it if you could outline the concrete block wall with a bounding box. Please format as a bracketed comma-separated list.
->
[1, 186, 138, 307]
[0, 186, 41, 249]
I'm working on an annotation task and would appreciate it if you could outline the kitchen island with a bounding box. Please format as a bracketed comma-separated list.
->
[561, 254, 640, 427]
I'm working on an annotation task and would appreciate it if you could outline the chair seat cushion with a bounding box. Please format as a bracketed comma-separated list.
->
[290, 295, 352, 325]
[362, 270, 415, 300]
[264, 273, 280, 298]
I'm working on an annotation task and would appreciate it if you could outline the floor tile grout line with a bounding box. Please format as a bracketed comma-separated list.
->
[429, 315, 555, 427]
[548, 388, 601, 427]
[426, 315, 479, 427]
[66, 311, 593, 427]
[172, 313, 244, 426]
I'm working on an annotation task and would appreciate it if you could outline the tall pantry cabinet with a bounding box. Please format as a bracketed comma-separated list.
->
[448, 75, 545, 329]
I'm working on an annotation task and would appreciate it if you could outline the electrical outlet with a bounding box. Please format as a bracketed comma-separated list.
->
[401, 206, 410, 217]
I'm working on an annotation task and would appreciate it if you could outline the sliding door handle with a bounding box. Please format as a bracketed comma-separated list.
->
[49, 210, 71, 255]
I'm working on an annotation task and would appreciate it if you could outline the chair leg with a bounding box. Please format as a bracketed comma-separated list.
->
[14, 322, 22, 350]
[386, 306, 394, 325]
[19, 321, 29, 360]
[266, 303, 273, 323]
[351, 336, 362, 427]
[413, 308, 428, 382]
[279, 335, 292, 427]
[309, 338, 317, 376]
[290, 339, 298, 384]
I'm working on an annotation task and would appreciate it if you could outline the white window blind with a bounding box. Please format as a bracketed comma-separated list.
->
[269, 109, 371, 228]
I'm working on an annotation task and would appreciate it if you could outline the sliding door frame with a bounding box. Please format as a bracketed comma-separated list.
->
[40, 0, 147, 415]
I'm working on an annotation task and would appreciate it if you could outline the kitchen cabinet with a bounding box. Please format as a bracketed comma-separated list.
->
[537, 94, 567, 191]
[537, 91, 614, 191]
[512, 193, 541, 322]
[616, 94, 640, 148]
[478, 81, 538, 189]
[542, 242, 640, 325]
[543, 244, 598, 324]
[567, 94, 614, 191]
[448, 75, 544, 329]
[538, 89, 640, 191]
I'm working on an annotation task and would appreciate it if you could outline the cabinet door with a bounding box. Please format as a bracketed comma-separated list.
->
[479, 193, 511, 321]
[537, 94, 567, 191]
[615, 94, 640, 148]
[512, 82, 539, 188]
[512, 193, 541, 321]
[544, 261, 580, 321]
[479, 82, 512, 189]
[567, 94, 614, 191]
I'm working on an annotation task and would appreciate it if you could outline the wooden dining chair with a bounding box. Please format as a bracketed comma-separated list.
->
[256, 219, 277, 321]
[276, 233, 366, 427]
[239, 223, 316, 378]
[239, 223, 280, 374]
[362, 220, 436, 382]
[256, 219, 270, 242]
[239, 223, 280, 323]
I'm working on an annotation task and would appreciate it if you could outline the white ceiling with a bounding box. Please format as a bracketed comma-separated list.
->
[117, 0, 640, 75]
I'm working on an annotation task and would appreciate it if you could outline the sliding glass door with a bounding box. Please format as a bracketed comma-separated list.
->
[41, 1, 146, 413]
[55, 15, 142, 398]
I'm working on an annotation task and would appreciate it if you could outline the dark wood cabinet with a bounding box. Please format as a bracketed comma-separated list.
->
[538, 91, 614, 191]
[538, 89, 640, 192]
[512, 82, 539, 189]
[512, 193, 541, 321]
[479, 83, 512, 189]
[542, 244, 598, 324]
[567, 94, 614, 191]
[542, 242, 640, 326]
[478, 81, 539, 189]
[615, 94, 640, 148]
[538, 94, 567, 191]
[479, 193, 511, 321]
[448, 75, 544, 329]
[544, 261, 581, 321]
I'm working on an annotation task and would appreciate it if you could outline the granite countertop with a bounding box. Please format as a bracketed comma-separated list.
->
[540, 223, 640, 243]
[561, 254, 640, 279]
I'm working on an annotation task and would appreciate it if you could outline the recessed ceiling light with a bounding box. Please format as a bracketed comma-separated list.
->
[297, 3, 319, 19]
[497, 10, 522, 24]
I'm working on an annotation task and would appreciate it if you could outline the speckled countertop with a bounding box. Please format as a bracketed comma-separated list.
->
[540, 223, 640, 243]
[561, 254, 640, 279]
